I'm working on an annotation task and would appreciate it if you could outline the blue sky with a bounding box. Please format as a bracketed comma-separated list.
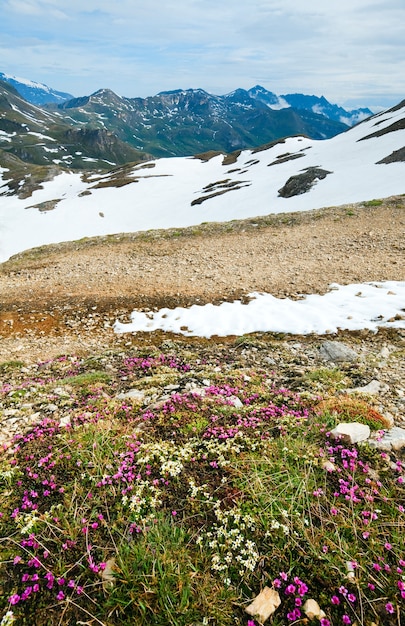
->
[1, 0, 404, 109]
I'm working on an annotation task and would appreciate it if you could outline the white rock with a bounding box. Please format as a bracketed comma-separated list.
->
[319, 341, 359, 363]
[330, 422, 370, 444]
[59, 415, 71, 428]
[303, 598, 326, 620]
[245, 587, 281, 623]
[321, 460, 336, 472]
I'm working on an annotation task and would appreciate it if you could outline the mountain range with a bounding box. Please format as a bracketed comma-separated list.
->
[1, 96, 403, 262]
[0, 71, 374, 159]
[48, 86, 360, 158]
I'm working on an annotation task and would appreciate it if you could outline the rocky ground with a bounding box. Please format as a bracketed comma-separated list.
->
[1, 196, 404, 443]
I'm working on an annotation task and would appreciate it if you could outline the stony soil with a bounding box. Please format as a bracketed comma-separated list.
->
[0, 197, 404, 439]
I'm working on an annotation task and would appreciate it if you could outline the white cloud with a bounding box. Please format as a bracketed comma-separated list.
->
[1, 0, 404, 106]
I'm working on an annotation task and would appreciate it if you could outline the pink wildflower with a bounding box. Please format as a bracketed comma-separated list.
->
[385, 602, 394, 614]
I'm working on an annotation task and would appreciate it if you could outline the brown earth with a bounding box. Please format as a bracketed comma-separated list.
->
[0, 196, 404, 363]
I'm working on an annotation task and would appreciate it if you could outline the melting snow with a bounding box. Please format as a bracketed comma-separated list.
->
[114, 282, 405, 338]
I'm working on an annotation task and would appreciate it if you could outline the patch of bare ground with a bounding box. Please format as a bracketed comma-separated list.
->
[0, 196, 404, 364]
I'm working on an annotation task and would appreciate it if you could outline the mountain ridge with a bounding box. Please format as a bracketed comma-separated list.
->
[0, 71, 74, 105]
[49, 86, 349, 158]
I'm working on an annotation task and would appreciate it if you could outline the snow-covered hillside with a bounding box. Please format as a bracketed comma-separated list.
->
[0, 100, 404, 263]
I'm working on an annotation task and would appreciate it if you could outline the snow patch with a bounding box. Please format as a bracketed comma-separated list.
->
[114, 282, 405, 338]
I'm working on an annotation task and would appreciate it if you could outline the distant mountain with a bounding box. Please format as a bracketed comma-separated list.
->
[1, 71, 375, 157]
[0, 72, 74, 105]
[0, 80, 150, 196]
[248, 85, 373, 126]
[49, 87, 348, 158]
[1, 98, 404, 262]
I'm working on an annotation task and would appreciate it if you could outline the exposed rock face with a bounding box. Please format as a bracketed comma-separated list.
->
[377, 147, 405, 164]
[278, 167, 332, 198]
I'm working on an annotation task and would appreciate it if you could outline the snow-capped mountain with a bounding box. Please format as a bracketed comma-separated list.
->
[0, 70, 374, 158]
[0, 100, 403, 263]
[49, 87, 348, 158]
[248, 85, 373, 126]
[0, 72, 73, 105]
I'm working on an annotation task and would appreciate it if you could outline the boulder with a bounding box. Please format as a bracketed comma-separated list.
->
[319, 341, 359, 363]
[345, 379, 387, 395]
[116, 389, 148, 403]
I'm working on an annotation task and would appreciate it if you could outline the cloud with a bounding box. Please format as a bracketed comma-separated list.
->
[1, 0, 404, 106]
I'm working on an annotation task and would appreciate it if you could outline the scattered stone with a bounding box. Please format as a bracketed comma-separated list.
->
[368, 426, 405, 451]
[321, 460, 336, 472]
[229, 396, 243, 408]
[116, 389, 148, 403]
[245, 587, 281, 623]
[345, 379, 387, 395]
[346, 561, 356, 581]
[59, 415, 71, 428]
[52, 387, 71, 397]
[319, 341, 359, 363]
[303, 599, 326, 620]
[381, 412, 395, 428]
[330, 422, 371, 444]
[101, 557, 116, 591]
[45, 403, 58, 412]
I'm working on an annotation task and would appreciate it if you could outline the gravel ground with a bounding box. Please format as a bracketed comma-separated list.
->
[0, 196, 404, 364]
[0, 197, 405, 442]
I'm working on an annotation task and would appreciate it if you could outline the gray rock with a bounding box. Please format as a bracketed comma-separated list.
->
[368, 427, 405, 451]
[319, 341, 359, 363]
[346, 379, 388, 395]
[330, 422, 370, 444]
[45, 404, 58, 412]
[116, 389, 148, 403]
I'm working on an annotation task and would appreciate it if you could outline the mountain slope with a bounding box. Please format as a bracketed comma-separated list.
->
[0, 81, 150, 194]
[50, 87, 348, 157]
[0, 72, 73, 105]
[0, 100, 404, 262]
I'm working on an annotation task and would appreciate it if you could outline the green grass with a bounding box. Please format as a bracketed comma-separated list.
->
[305, 367, 348, 391]
[363, 199, 383, 207]
[0, 361, 25, 373]
[57, 371, 112, 387]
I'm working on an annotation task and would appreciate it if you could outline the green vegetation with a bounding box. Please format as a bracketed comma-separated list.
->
[363, 199, 383, 207]
[0, 346, 404, 625]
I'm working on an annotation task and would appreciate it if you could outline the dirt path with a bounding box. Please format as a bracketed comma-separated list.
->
[0, 197, 404, 362]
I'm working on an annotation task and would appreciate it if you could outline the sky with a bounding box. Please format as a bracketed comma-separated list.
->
[1, 1, 404, 110]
